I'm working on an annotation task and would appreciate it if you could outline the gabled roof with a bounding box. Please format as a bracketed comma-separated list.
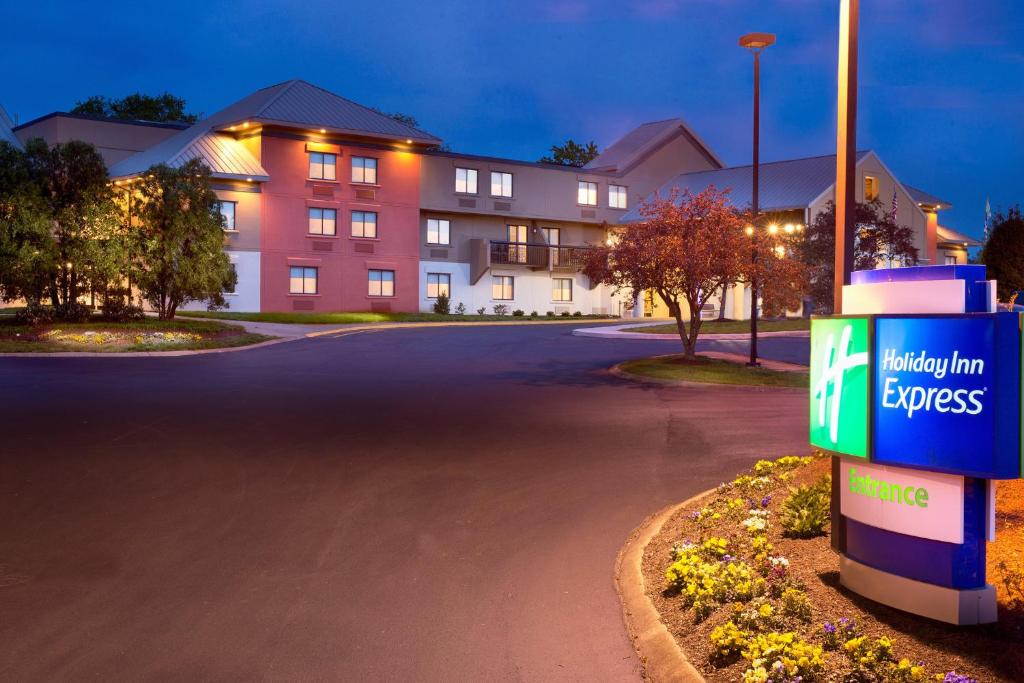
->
[619, 150, 872, 222]
[904, 184, 951, 210]
[110, 79, 441, 179]
[585, 118, 723, 174]
[937, 225, 982, 247]
[0, 105, 22, 150]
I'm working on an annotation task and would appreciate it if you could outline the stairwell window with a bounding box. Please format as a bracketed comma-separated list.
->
[492, 275, 514, 301]
[219, 200, 237, 230]
[426, 273, 450, 299]
[455, 168, 478, 194]
[609, 185, 627, 209]
[289, 266, 318, 295]
[552, 278, 573, 302]
[427, 218, 450, 245]
[577, 181, 598, 206]
[491, 171, 513, 198]
[308, 207, 337, 236]
[864, 175, 879, 201]
[352, 211, 378, 238]
[352, 156, 378, 184]
[368, 269, 395, 297]
[308, 152, 336, 180]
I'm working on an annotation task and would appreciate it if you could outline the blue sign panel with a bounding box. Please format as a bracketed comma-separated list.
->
[872, 314, 1021, 478]
[851, 265, 989, 312]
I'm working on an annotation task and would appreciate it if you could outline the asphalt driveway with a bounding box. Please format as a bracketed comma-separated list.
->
[0, 325, 809, 681]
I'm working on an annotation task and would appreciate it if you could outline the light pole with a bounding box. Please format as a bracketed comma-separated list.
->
[834, 0, 859, 313]
[739, 32, 776, 367]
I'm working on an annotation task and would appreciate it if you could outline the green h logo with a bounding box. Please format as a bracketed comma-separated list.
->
[810, 318, 870, 457]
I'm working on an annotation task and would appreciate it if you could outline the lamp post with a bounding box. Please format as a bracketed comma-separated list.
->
[834, 0, 858, 313]
[739, 32, 776, 367]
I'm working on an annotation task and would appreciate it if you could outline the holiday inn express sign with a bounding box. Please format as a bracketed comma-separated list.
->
[811, 264, 1021, 625]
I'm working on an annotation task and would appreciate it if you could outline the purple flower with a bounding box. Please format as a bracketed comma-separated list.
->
[761, 495, 772, 507]
[943, 674, 977, 683]
[823, 622, 836, 634]
[722, 554, 733, 562]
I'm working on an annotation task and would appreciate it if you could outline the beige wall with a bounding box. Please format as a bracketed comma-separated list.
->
[15, 115, 183, 168]
[214, 182, 262, 252]
[617, 130, 721, 207]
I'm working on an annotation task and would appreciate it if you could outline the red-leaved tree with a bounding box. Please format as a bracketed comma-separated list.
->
[585, 186, 748, 357]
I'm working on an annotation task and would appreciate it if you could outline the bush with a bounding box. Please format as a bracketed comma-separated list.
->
[54, 301, 92, 322]
[493, 304, 509, 316]
[101, 291, 145, 322]
[546, 311, 555, 317]
[432, 291, 450, 315]
[454, 302, 466, 315]
[559, 311, 571, 317]
[14, 302, 55, 325]
[529, 310, 538, 317]
[572, 310, 583, 317]
[476, 307, 486, 315]
[780, 475, 831, 538]
[512, 309, 525, 316]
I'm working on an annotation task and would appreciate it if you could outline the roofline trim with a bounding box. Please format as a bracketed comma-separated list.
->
[13, 111, 192, 132]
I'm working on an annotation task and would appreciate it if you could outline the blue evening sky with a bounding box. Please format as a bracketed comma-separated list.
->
[3, 1, 1021, 237]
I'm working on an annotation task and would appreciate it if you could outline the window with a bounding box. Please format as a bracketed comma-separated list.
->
[352, 211, 378, 238]
[426, 273, 450, 299]
[368, 269, 394, 297]
[427, 218, 450, 245]
[609, 184, 627, 209]
[308, 152, 336, 180]
[577, 181, 598, 206]
[455, 168, 478, 194]
[308, 207, 337, 235]
[219, 201, 237, 230]
[552, 278, 573, 302]
[945, 255, 958, 265]
[864, 175, 879, 201]
[491, 171, 513, 198]
[542, 227, 561, 266]
[352, 156, 378, 184]
[508, 224, 528, 263]
[225, 263, 237, 294]
[492, 275, 514, 301]
[289, 266, 318, 294]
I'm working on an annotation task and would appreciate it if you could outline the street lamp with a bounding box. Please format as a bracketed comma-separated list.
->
[835, 0, 859, 313]
[739, 31, 776, 367]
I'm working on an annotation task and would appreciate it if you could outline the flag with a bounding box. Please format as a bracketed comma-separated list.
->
[891, 189, 898, 223]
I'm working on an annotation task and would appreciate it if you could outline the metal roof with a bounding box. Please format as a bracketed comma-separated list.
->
[424, 148, 618, 174]
[585, 118, 724, 173]
[937, 225, 982, 247]
[168, 132, 268, 181]
[0, 105, 22, 150]
[110, 79, 440, 179]
[619, 151, 871, 222]
[904, 184, 951, 209]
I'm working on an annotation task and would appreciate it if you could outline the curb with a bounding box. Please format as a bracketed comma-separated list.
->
[0, 335, 295, 358]
[300, 318, 622, 337]
[608, 355, 808, 389]
[573, 324, 810, 341]
[615, 490, 716, 683]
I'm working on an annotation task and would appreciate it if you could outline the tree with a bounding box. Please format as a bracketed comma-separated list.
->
[72, 93, 198, 123]
[23, 138, 122, 311]
[371, 109, 420, 128]
[0, 141, 52, 303]
[539, 139, 599, 167]
[797, 200, 919, 314]
[980, 206, 1024, 302]
[750, 228, 810, 318]
[129, 160, 236, 319]
[584, 186, 748, 357]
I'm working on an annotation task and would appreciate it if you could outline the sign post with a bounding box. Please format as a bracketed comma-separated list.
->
[811, 265, 1017, 624]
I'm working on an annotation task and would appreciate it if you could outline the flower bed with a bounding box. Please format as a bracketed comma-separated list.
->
[642, 454, 1024, 682]
[0, 319, 272, 352]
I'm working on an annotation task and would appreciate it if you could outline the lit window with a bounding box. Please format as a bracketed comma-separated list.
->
[427, 218, 450, 245]
[308, 207, 337, 235]
[455, 168, 478, 194]
[426, 273, 450, 299]
[289, 266, 318, 294]
[945, 255, 958, 265]
[609, 185, 627, 209]
[864, 175, 879, 201]
[491, 171, 513, 198]
[577, 181, 598, 206]
[219, 201, 237, 230]
[308, 152, 336, 180]
[368, 269, 394, 297]
[352, 156, 378, 184]
[552, 278, 573, 302]
[352, 211, 378, 238]
[492, 275, 514, 301]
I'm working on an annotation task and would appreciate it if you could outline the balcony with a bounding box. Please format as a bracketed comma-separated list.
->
[470, 239, 598, 284]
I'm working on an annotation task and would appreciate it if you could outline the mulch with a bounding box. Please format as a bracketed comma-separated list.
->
[641, 455, 1024, 682]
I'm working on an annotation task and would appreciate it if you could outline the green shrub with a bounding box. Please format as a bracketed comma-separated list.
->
[493, 304, 509, 316]
[545, 311, 555, 317]
[432, 291, 450, 314]
[476, 307, 486, 315]
[559, 311, 570, 317]
[572, 310, 583, 317]
[454, 302, 466, 315]
[512, 309, 525, 316]
[54, 301, 92, 322]
[101, 291, 145, 322]
[780, 475, 831, 538]
[14, 302, 55, 325]
[529, 310, 538, 317]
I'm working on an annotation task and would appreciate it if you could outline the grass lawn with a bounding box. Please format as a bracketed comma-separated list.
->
[178, 310, 617, 324]
[634, 318, 809, 335]
[0, 317, 273, 353]
[618, 354, 808, 388]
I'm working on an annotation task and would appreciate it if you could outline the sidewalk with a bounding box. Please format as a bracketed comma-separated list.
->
[572, 321, 810, 341]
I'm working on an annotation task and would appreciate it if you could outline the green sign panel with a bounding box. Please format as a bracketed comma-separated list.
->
[810, 317, 870, 458]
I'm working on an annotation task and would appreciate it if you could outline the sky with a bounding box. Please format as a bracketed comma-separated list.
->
[2, 0, 1022, 238]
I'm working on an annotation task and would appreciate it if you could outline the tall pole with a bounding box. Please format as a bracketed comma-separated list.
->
[834, 0, 859, 313]
[749, 48, 761, 366]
